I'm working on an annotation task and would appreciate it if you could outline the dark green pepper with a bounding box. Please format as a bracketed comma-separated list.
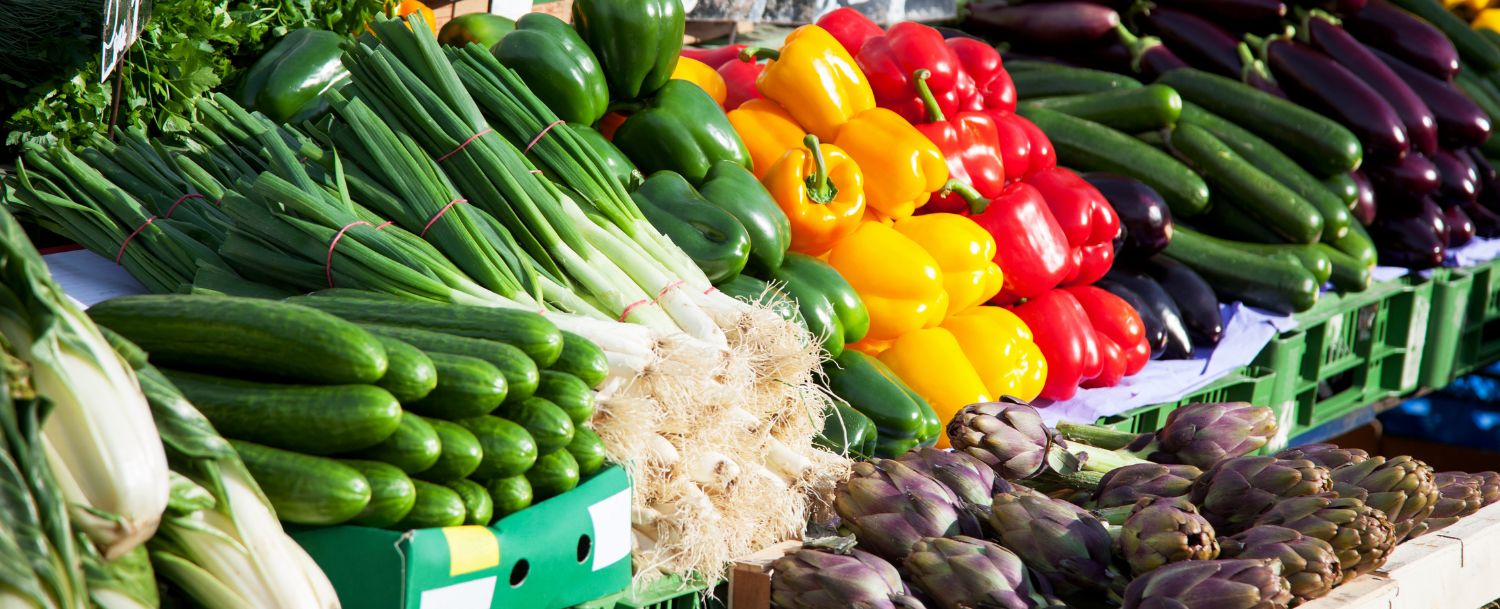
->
[493, 14, 609, 126]
[571, 125, 641, 190]
[822, 350, 931, 458]
[236, 29, 350, 124]
[716, 275, 802, 324]
[612, 80, 752, 185]
[630, 171, 751, 285]
[571, 0, 685, 100]
[816, 402, 877, 458]
[769, 260, 845, 357]
[698, 161, 791, 275]
[777, 253, 869, 344]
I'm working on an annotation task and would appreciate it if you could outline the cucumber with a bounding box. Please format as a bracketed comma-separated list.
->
[1166, 123, 1325, 244]
[90, 294, 388, 384]
[339, 459, 417, 528]
[526, 449, 580, 500]
[285, 295, 563, 367]
[392, 480, 466, 530]
[360, 325, 540, 404]
[232, 440, 370, 525]
[486, 475, 533, 518]
[1330, 221, 1378, 269]
[552, 332, 608, 389]
[1209, 242, 1334, 286]
[1163, 228, 1320, 314]
[407, 352, 507, 420]
[566, 426, 607, 477]
[1157, 69, 1362, 176]
[415, 417, 484, 482]
[1020, 85, 1182, 132]
[458, 416, 538, 478]
[535, 371, 596, 425]
[370, 336, 438, 403]
[1179, 103, 1352, 240]
[445, 479, 494, 526]
[1322, 174, 1359, 210]
[1012, 65, 1143, 99]
[1200, 198, 1287, 244]
[162, 370, 402, 455]
[496, 397, 575, 455]
[1018, 107, 1210, 217]
[349, 412, 442, 474]
[1316, 244, 1373, 292]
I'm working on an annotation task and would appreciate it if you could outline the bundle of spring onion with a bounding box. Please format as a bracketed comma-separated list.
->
[4, 15, 848, 581]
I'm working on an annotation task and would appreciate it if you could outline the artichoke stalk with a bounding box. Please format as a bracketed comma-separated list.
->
[1190, 456, 1333, 535]
[903, 536, 1058, 609]
[1121, 559, 1293, 609]
[989, 486, 1122, 596]
[1406, 471, 1483, 539]
[1253, 493, 1395, 583]
[771, 541, 927, 609]
[1092, 462, 1202, 509]
[948, 400, 1146, 484]
[1219, 525, 1341, 604]
[1329, 455, 1437, 541]
[1116, 496, 1220, 576]
[1056, 402, 1277, 470]
[834, 459, 983, 561]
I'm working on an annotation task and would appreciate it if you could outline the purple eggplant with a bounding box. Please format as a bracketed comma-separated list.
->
[1367, 152, 1441, 212]
[1137, 6, 1245, 77]
[1445, 205, 1477, 246]
[1288, 0, 1367, 11]
[965, 1, 1121, 48]
[1114, 25, 1191, 79]
[1371, 47, 1493, 148]
[1307, 15, 1438, 156]
[1465, 200, 1500, 237]
[1347, 0, 1460, 80]
[1097, 279, 1168, 357]
[1352, 170, 1378, 226]
[1432, 148, 1480, 202]
[1465, 149, 1500, 213]
[1371, 200, 1447, 269]
[1102, 270, 1194, 360]
[1083, 173, 1173, 258]
[1142, 255, 1224, 347]
[1156, 0, 1287, 22]
[1263, 37, 1410, 162]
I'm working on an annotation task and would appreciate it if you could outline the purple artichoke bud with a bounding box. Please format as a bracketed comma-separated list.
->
[834, 459, 983, 561]
[1330, 455, 1438, 541]
[989, 486, 1122, 595]
[1473, 471, 1500, 507]
[771, 544, 928, 609]
[1407, 472, 1484, 539]
[1130, 403, 1279, 469]
[1254, 493, 1396, 583]
[1094, 463, 1203, 509]
[1121, 559, 1294, 609]
[897, 447, 1008, 510]
[1190, 456, 1334, 535]
[1275, 444, 1371, 471]
[903, 536, 1054, 609]
[1219, 525, 1341, 603]
[948, 400, 1070, 480]
[1117, 496, 1220, 576]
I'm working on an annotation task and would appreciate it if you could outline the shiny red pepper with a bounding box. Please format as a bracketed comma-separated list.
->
[1087, 332, 1127, 389]
[855, 22, 965, 124]
[947, 36, 1016, 113]
[947, 180, 1073, 302]
[815, 8, 885, 57]
[912, 70, 1007, 215]
[1016, 114, 1056, 177]
[682, 45, 747, 69]
[1066, 285, 1149, 380]
[1010, 289, 1102, 401]
[1026, 167, 1119, 285]
[718, 57, 764, 110]
[988, 112, 1033, 184]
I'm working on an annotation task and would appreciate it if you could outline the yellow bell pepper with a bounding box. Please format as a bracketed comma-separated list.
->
[395, 0, 437, 35]
[763, 135, 867, 256]
[742, 25, 875, 142]
[728, 99, 807, 179]
[833, 107, 949, 220]
[671, 57, 728, 107]
[942, 307, 1048, 402]
[894, 213, 1003, 314]
[878, 327, 993, 448]
[1476, 8, 1500, 31]
[827, 221, 948, 344]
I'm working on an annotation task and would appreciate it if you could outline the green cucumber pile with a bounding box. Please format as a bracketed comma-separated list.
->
[88, 292, 609, 529]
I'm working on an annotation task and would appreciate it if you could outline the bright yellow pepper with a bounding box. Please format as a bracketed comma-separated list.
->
[395, 0, 437, 35]
[671, 58, 728, 107]
[894, 213, 1003, 315]
[728, 99, 807, 179]
[763, 135, 866, 256]
[833, 108, 949, 220]
[743, 25, 875, 142]
[942, 306, 1048, 402]
[827, 221, 948, 344]
[1476, 8, 1500, 31]
[878, 327, 993, 448]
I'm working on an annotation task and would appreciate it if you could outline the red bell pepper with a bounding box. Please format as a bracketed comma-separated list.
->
[912, 70, 1006, 214]
[947, 36, 1016, 113]
[1027, 167, 1120, 286]
[1087, 333, 1127, 389]
[1010, 289, 1102, 401]
[681, 45, 747, 69]
[1016, 114, 1056, 177]
[988, 112, 1033, 184]
[1066, 285, 1149, 378]
[947, 180, 1073, 302]
[855, 22, 965, 124]
[815, 8, 885, 57]
[718, 57, 764, 110]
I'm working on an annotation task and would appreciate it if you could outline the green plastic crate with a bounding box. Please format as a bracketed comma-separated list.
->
[1094, 365, 1278, 435]
[576, 574, 707, 609]
[1450, 258, 1500, 378]
[1419, 268, 1476, 388]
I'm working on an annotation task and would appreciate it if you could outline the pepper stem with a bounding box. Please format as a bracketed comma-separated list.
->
[740, 47, 780, 62]
[912, 69, 945, 123]
[941, 178, 990, 214]
[803, 134, 839, 203]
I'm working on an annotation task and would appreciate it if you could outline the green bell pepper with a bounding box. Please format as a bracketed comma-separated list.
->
[237, 29, 350, 124]
[612, 80, 752, 185]
[493, 14, 609, 126]
[697, 161, 791, 275]
[571, 0, 685, 100]
[716, 275, 802, 324]
[769, 264, 843, 357]
[437, 13, 515, 49]
[778, 253, 869, 344]
[630, 171, 751, 285]
[816, 402, 877, 458]
[822, 350, 932, 458]
[571, 125, 641, 190]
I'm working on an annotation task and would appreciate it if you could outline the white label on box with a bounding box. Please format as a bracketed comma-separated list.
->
[587, 489, 631, 571]
[418, 576, 496, 609]
[44, 250, 148, 307]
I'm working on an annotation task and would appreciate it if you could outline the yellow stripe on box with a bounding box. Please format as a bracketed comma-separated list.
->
[442, 526, 500, 576]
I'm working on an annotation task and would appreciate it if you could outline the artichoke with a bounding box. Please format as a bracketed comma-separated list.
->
[1120, 559, 1294, 609]
[1254, 493, 1395, 583]
[1274, 444, 1370, 471]
[1117, 496, 1220, 576]
[1476, 471, 1500, 507]
[771, 543, 927, 609]
[1190, 456, 1334, 535]
[1057, 402, 1278, 470]
[1329, 455, 1437, 541]
[1219, 526, 1341, 604]
[903, 536, 1055, 609]
[1094, 463, 1203, 509]
[897, 447, 1007, 510]
[989, 486, 1121, 595]
[834, 459, 983, 561]
[1407, 471, 1484, 539]
[948, 399, 1142, 481]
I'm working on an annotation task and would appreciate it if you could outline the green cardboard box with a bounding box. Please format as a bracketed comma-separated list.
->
[293, 465, 632, 609]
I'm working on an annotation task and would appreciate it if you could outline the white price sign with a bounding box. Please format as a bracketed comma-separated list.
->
[100, 0, 148, 83]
